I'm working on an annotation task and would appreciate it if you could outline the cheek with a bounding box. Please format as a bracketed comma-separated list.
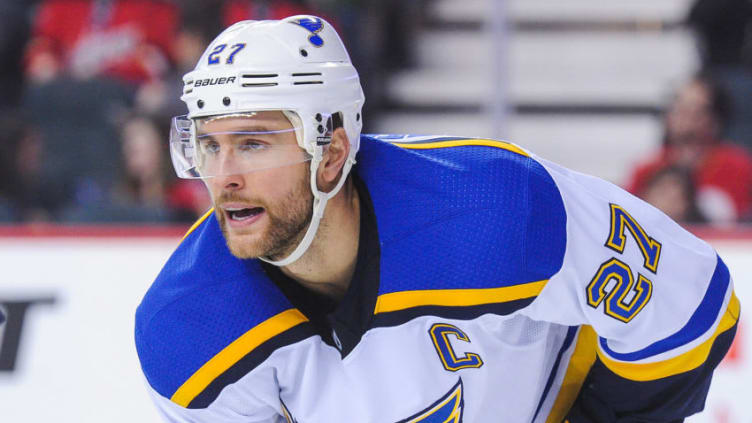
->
[203, 162, 310, 202]
[261, 167, 310, 200]
[251, 166, 311, 202]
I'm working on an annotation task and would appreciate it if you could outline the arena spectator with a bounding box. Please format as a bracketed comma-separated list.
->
[635, 165, 705, 224]
[61, 113, 209, 222]
[24, 0, 179, 85]
[0, 111, 61, 222]
[627, 75, 752, 224]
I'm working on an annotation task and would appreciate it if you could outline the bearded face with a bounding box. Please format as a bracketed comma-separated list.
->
[213, 169, 313, 260]
[199, 112, 314, 260]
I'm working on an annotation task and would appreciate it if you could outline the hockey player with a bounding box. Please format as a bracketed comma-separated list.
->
[135, 16, 739, 422]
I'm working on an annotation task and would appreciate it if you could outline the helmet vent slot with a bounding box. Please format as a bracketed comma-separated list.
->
[184, 89, 193, 94]
[242, 73, 279, 78]
[292, 72, 323, 85]
[241, 82, 279, 87]
[241, 74, 279, 88]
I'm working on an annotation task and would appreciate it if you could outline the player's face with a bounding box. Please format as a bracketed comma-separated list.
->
[200, 112, 313, 260]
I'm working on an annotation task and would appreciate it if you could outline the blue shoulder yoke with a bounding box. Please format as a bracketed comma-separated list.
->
[357, 135, 567, 296]
[135, 212, 301, 401]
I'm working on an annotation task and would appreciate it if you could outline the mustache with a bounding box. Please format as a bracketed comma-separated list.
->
[214, 191, 261, 207]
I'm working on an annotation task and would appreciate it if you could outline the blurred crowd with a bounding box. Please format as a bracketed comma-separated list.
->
[2, 0, 752, 228]
[0, 0, 422, 224]
[627, 0, 752, 226]
[627, 74, 752, 225]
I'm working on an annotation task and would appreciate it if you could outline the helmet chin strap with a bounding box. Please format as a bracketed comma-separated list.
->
[258, 146, 355, 267]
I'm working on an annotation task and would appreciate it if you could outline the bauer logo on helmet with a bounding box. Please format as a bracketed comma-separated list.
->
[194, 77, 237, 87]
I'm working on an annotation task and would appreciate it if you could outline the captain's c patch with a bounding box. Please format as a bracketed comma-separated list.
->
[430, 323, 484, 372]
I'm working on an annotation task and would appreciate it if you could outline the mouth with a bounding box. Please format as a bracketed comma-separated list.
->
[225, 206, 264, 221]
[221, 205, 266, 228]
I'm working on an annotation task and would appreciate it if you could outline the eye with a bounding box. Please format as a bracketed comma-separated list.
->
[238, 140, 268, 152]
[200, 139, 220, 154]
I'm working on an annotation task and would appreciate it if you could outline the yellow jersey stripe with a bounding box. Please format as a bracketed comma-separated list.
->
[181, 208, 215, 242]
[171, 308, 309, 407]
[374, 280, 548, 314]
[545, 326, 597, 423]
[598, 292, 740, 382]
[393, 139, 530, 157]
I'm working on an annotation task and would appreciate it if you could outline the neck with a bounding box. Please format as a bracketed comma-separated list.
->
[279, 178, 360, 301]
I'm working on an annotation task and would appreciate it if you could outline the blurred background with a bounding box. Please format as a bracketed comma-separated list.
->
[0, 0, 751, 422]
[1, 0, 752, 225]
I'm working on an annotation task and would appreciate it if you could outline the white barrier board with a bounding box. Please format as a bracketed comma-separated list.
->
[687, 240, 750, 423]
[0, 235, 748, 422]
[0, 236, 177, 422]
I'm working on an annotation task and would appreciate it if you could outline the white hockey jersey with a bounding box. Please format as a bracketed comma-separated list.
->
[135, 135, 739, 422]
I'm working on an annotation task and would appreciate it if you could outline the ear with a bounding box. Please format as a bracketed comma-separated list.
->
[316, 127, 350, 193]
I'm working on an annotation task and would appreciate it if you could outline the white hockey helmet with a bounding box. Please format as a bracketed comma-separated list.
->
[178, 16, 363, 157]
[171, 16, 365, 266]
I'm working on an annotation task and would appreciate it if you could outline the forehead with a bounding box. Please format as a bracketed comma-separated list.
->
[124, 118, 159, 139]
[676, 82, 710, 107]
[196, 111, 294, 134]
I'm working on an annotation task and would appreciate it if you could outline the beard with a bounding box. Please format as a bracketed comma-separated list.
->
[215, 176, 313, 260]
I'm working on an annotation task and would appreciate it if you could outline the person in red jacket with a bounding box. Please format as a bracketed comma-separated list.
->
[627, 75, 752, 223]
[24, 0, 179, 85]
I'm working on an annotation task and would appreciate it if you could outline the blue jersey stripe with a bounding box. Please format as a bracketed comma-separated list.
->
[599, 255, 730, 361]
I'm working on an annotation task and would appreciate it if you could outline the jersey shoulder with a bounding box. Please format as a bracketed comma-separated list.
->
[528, 156, 735, 357]
[357, 135, 569, 321]
[135, 211, 312, 409]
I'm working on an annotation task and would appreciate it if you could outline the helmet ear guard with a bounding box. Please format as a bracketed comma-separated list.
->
[314, 111, 344, 146]
[174, 16, 365, 266]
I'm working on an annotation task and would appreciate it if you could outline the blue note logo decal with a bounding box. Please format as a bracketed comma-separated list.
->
[290, 17, 325, 47]
[397, 379, 464, 423]
[281, 379, 465, 422]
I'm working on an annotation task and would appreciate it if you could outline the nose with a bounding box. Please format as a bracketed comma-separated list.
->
[216, 172, 245, 191]
[211, 149, 246, 190]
